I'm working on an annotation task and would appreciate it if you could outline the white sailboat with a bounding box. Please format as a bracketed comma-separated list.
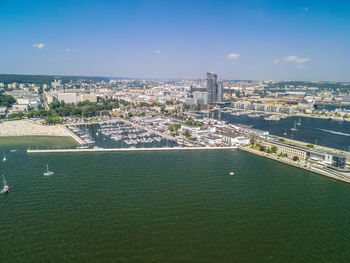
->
[283, 129, 287, 136]
[2, 174, 9, 193]
[43, 164, 54, 176]
[2, 153, 6, 162]
[296, 118, 301, 125]
[291, 121, 298, 131]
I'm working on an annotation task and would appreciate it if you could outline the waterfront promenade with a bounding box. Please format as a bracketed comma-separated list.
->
[239, 146, 350, 184]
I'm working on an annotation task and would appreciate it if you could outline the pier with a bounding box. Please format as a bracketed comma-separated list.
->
[61, 125, 85, 145]
[27, 146, 237, 154]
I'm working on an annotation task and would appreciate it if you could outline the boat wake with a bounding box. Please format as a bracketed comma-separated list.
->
[317, 128, 350, 137]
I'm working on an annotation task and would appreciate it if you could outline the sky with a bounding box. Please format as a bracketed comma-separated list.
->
[0, 0, 350, 81]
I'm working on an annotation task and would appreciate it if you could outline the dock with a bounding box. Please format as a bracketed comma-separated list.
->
[27, 146, 237, 154]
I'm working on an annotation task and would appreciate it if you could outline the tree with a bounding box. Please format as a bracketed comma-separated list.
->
[174, 124, 181, 130]
[45, 115, 61, 124]
[0, 93, 16, 107]
[271, 146, 277, 154]
[184, 130, 190, 138]
[306, 144, 314, 148]
[293, 156, 300, 162]
[250, 138, 255, 146]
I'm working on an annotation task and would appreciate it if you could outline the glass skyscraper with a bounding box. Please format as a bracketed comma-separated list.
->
[206, 72, 223, 104]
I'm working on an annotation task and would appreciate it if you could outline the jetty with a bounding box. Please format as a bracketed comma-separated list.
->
[27, 146, 237, 154]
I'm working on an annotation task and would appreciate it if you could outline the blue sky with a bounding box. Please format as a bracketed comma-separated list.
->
[0, 0, 349, 81]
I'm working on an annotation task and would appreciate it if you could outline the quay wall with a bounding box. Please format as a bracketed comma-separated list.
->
[61, 125, 85, 145]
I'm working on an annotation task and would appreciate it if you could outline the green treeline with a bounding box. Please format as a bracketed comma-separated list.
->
[0, 92, 16, 107]
[5, 98, 130, 123]
[0, 74, 110, 85]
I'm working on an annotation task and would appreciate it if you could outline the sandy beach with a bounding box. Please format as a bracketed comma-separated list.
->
[0, 119, 70, 137]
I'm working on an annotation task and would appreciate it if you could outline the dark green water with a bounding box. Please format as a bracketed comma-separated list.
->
[1, 139, 350, 262]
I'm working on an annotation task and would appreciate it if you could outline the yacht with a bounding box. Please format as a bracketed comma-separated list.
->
[77, 145, 89, 149]
[291, 121, 298, 131]
[2, 153, 6, 162]
[2, 175, 9, 193]
[296, 118, 301, 125]
[43, 164, 54, 176]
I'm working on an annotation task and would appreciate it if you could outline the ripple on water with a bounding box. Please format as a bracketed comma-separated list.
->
[0, 149, 350, 262]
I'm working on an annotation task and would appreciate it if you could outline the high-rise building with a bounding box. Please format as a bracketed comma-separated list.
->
[207, 72, 217, 104]
[216, 82, 223, 103]
[206, 72, 223, 104]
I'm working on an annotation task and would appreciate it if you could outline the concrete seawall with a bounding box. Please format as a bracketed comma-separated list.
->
[27, 146, 237, 154]
[60, 125, 85, 145]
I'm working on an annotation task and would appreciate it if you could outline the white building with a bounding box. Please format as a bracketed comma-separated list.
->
[57, 93, 78, 104]
[180, 125, 216, 138]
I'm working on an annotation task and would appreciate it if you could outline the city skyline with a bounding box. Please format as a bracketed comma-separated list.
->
[0, 0, 350, 81]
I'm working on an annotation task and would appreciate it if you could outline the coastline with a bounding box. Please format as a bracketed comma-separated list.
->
[239, 146, 350, 184]
[227, 108, 350, 122]
[0, 119, 83, 145]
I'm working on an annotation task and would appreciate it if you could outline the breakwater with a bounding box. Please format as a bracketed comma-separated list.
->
[27, 146, 237, 153]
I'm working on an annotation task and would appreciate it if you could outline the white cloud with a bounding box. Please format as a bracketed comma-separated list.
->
[66, 48, 71, 52]
[284, 55, 309, 63]
[33, 43, 45, 49]
[155, 50, 161, 54]
[227, 53, 240, 60]
[273, 59, 280, 64]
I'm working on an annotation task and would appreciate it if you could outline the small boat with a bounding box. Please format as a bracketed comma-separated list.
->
[43, 164, 54, 176]
[10, 149, 17, 152]
[283, 129, 287, 136]
[329, 117, 344, 122]
[2, 175, 9, 193]
[291, 121, 298, 131]
[296, 118, 301, 126]
[2, 153, 6, 162]
[77, 145, 89, 149]
[229, 172, 235, 176]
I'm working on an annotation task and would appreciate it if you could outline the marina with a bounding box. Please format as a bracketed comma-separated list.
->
[66, 119, 180, 149]
[219, 112, 350, 151]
